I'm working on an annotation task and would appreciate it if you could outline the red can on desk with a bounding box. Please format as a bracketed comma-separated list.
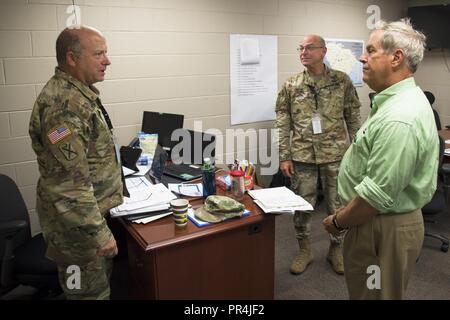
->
[230, 170, 245, 201]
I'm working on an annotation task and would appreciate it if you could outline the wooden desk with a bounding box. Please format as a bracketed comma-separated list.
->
[120, 186, 275, 300]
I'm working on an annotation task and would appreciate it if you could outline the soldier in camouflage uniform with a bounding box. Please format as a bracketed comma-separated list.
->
[29, 26, 124, 299]
[275, 35, 361, 275]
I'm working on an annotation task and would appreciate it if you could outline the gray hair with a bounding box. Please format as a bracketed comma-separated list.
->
[373, 18, 426, 73]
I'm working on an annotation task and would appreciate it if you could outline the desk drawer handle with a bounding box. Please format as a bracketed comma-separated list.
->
[248, 223, 262, 235]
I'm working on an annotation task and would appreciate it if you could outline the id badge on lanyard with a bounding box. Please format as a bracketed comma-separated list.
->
[312, 113, 322, 134]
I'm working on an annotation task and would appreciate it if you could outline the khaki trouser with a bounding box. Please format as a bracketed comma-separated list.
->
[57, 257, 114, 300]
[291, 161, 343, 243]
[343, 209, 424, 300]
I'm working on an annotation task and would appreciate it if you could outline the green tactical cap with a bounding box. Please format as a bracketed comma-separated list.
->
[194, 195, 245, 223]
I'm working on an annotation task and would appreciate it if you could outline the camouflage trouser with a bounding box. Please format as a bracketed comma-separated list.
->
[291, 161, 343, 244]
[57, 257, 114, 300]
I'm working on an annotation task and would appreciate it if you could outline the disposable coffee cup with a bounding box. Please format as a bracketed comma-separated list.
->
[170, 199, 189, 228]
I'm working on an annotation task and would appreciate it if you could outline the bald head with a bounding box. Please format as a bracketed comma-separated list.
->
[56, 26, 104, 67]
[298, 34, 327, 73]
[303, 34, 326, 48]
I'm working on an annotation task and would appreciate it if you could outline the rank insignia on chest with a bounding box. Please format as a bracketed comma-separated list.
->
[48, 125, 71, 144]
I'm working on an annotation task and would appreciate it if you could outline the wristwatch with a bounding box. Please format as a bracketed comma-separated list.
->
[332, 214, 346, 232]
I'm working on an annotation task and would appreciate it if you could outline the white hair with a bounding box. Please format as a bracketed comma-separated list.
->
[374, 18, 427, 73]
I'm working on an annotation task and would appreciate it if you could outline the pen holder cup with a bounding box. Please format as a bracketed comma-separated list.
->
[170, 199, 189, 228]
[244, 175, 254, 190]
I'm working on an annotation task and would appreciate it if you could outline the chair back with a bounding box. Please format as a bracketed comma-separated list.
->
[0, 174, 31, 255]
[433, 109, 442, 131]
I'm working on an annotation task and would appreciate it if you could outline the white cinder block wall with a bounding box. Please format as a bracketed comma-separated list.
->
[0, 0, 408, 235]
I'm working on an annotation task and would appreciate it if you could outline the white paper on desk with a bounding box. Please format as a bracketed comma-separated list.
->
[168, 183, 203, 197]
[253, 200, 311, 214]
[133, 211, 172, 224]
[445, 140, 450, 144]
[122, 166, 137, 177]
[119, 183, 176, 211]
[111, 178, 176, 216]
[248, 186, 313, 211]
[111, 203, 169, 217]
[133, 164, 151, 176]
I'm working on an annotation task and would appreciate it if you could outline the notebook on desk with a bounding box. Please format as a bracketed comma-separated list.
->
[163, 129, 216, 182]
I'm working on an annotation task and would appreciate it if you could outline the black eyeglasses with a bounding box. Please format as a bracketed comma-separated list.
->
[297, 45, 324, 52]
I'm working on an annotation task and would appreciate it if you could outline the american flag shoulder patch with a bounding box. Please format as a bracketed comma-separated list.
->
[47, 125, 72, 145]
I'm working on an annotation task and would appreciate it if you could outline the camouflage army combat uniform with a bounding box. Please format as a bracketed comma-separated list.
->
[29, 68, 123, 300]
[275, 66, 361, 243]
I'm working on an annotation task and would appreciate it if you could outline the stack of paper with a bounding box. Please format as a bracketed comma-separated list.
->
[131, 212, 173, 224]
[110, 176, 177, 217]
[248, 187, 313, 214]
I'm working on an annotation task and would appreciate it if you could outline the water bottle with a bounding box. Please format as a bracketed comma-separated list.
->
[202, 157, 216, 198]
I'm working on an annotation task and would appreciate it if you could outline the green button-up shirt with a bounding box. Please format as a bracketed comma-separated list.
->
[338, 77, 438, 214]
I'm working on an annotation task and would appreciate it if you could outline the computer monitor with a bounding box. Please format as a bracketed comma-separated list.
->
[171, 129, 216, 165]
[141, 111, 184, 153]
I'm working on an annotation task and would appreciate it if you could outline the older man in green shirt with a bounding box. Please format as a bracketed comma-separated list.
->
[323, 19, 439, 299]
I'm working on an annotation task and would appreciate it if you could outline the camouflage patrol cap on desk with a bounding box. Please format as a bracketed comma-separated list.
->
[194, 195, 245, 223]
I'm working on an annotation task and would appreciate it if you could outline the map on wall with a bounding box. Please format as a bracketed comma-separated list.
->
[324, 38, 364, 87]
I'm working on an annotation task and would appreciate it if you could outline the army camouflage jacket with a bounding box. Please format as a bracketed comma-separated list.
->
[29, 68, 123, 265]
[275, 66, 361, 164]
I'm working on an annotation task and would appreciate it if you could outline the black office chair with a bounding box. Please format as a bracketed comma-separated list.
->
[0, 174, 61, 298]
[424, 90, 442, 130]
[422, 137, 450, 252]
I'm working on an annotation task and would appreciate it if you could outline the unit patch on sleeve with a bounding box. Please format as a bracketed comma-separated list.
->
[48, 125, 72, 144]
[59, 142, 78, 161]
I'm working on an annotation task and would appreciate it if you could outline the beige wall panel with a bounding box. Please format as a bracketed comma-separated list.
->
[0, 60, 4, 84]
[28, 209, 41, 237]
[10, 110, 31, 137]
[263, 16, 294, 35]
[107, 54, 228, 79]
[134, 75, 228, 101]
[108, 6, 154, 31]
[15, 160, 39, 186]
[0, 164, 16, 180]
[4, 57, 54, 85]
[106, 32, 228, 55]
[0, 137, 35, 164]
[110, 102, 142, 127]
[114, 124, 140, 146]
[96, 79, 136, 104]
[32, 31, 58, 57]
[19, 184, 36, 210]
[0, 5, 57, 30]
[0, 112, 10, 138]
[0, 31, 32, 57]
[0, 85, 36, 112]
